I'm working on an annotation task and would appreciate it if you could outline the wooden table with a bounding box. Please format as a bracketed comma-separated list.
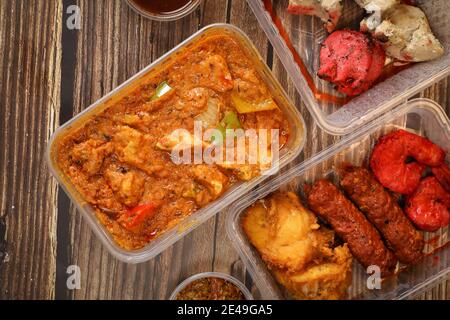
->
[0, 0, 448, 300]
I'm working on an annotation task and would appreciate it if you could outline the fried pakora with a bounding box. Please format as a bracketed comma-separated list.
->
[242, 192, 352, 299]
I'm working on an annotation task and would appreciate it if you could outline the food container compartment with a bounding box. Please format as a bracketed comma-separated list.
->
[247, 0, 450, 135]
[227, 98, 450, 300]
[169, 272, 254, 300]
[47, 24, 306, 263]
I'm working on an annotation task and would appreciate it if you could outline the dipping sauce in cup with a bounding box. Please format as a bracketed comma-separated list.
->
[126, 0, 201, 21]
[170, 273, 253, 300]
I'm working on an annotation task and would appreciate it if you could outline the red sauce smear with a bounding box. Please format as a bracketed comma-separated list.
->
[425, 235, 441, 247]
[432, 255, 440, 267]
[423, 240, 449, 269]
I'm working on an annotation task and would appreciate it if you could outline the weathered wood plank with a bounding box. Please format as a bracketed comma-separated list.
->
[0, 0, 62, 299]
[418, 77, 449, 300]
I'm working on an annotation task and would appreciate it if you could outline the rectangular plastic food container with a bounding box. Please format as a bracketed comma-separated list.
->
[47, 24, 306, 263]
[247, 0, 450, 135]
[227, 98, 450, 300]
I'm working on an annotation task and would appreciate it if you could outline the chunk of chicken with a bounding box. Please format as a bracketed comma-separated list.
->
[105, 165, 145, 207]
[356, 0, 400, 32]
[156, 130, 205, 152]
[218, 147, 273, 181]
[71, 139, 112, 176]
[318, 30, 386, 96]
[192, 55, 234, 93]
[233, 68, 270, 103]
[288, 0, 343, 32]
[363, 4, 444, 62]
[218, 162, 260, 181]
[273, 245, 353, 300]
[174, 87, 211, 113]
[181, 165, 228, 207]
[190, 164, 228, 198]
[113, 126, 158, 176]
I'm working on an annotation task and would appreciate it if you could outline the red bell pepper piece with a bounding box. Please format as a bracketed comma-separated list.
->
[119, 203, 156, 231]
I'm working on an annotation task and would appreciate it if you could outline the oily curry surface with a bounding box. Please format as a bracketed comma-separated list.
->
[56, 34, 290, 250]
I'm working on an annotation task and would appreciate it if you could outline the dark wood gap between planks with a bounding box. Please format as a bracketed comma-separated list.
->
[55, 0, 79, 300]
[0, 0, 62, 299]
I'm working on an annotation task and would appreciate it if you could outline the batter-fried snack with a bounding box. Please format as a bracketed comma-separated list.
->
[273, 244, 352, 300]
[242, 192, 352, 300]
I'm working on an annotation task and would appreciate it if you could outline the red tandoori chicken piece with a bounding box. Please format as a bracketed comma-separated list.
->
[406, 177, 450, 232]
[318, 30, 386, 96]
[370, 130, 446, 195]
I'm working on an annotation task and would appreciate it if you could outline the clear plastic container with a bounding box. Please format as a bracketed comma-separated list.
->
[247, 0, 450, 135]
[169, 272, 254, 300]
[227, 98, 450, 300]
[46, 24, 306, 264]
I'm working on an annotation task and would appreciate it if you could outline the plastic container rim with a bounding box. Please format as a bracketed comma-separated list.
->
[125, 0, 202, 22]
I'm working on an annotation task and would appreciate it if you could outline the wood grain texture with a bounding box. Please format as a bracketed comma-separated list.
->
[0, 0, 448, 300]
[0, 0, 62, 299]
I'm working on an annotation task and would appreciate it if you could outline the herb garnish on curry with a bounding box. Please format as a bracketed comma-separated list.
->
[55, 34, 291, 250]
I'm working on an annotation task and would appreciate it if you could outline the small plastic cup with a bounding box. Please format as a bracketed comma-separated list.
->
[169, 272, 254, 300]
[125, 0, 202, 21]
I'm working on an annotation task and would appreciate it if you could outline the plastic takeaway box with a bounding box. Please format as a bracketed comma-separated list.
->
[46, 24, 306, 263]
[247, 0, 450, 135]
[227, 99, 450, 300]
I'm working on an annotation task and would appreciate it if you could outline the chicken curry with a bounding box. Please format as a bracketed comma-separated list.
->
[54, 34, 290, 250]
